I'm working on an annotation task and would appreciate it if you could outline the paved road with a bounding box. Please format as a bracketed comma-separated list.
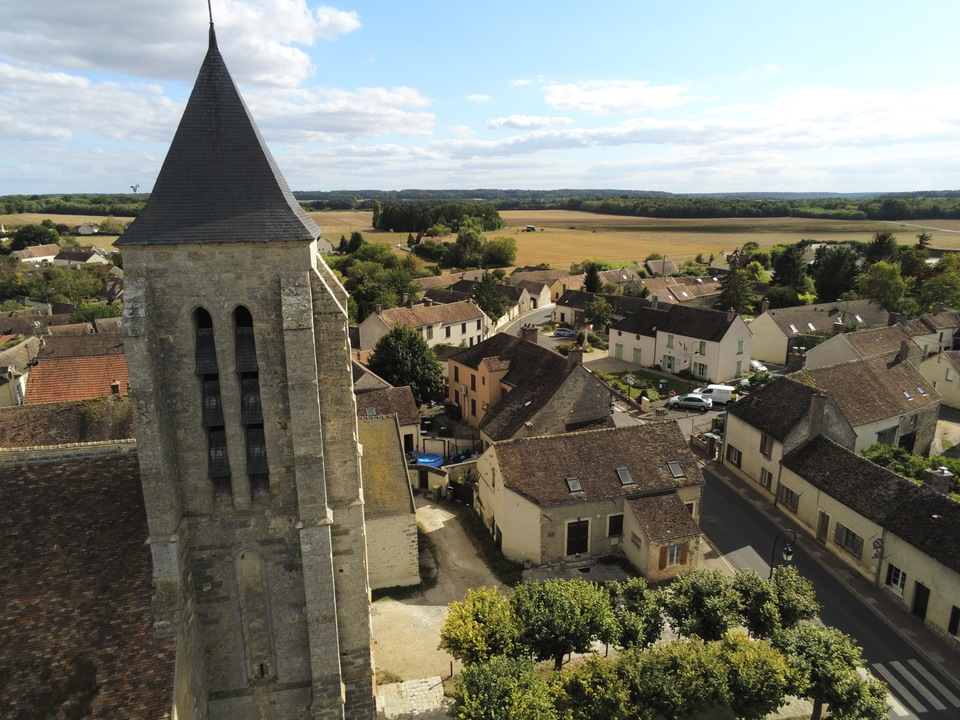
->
[701, 467, 960, 720]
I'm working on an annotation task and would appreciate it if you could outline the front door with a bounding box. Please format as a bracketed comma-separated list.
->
[816, 511, 830, 543]
[566, 520, 589, 556]
[913, 582, 930, 621]
[615, 343, 623, 360]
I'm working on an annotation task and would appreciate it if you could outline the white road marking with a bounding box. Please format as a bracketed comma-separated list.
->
[891, 661, 946, 710]
[872, 663, 926, 715]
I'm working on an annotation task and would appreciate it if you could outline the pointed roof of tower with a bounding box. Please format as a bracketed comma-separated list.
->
[117, 25, 319, 247]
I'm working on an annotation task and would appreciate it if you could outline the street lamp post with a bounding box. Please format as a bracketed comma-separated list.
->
[769, 529, 797, 578]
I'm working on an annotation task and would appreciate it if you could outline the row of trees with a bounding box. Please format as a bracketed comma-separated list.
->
[0, 194, 143, 217]
[373, 200, 506, 234]
[440, 569, 887, 720]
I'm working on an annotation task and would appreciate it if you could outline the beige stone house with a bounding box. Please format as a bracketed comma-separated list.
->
[358, 417, 419, 590]
[358, 298, 487, 350]
[473, 423, 702, 581]
[447, 331, 614, 445]
[749, 299, 889, 366]
[803, 325, 923, 370]
[779, 436, 960, 645]
[919, 350, 960, 410]
[11, 242, 60, 264]
[608, 302, 752, 382]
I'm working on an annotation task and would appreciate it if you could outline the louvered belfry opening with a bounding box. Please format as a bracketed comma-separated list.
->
[235, 306, 269, 501]
[196, 308, 231, 499]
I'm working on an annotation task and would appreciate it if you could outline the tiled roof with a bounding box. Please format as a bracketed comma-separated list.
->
[494, 423, 702, 507]
[789, 356, 938, 426]
[54, 246, 100, 262]
[842, 325, 919, 360]
[411, 270, 486, 291]
[24, 354, 129, 405]
[0, 312, 73, 336]
[726, 377, 821, 441]
[447, 333, 525, 370]
[644, 258, 679, 276]
[781, 436, 917, 523]
[0, 453, 176, 718]
[424, 288, 471, 305]
[47, 323, 95, 336]
[0, 335, 41, 375]
[358, 417, 415, 519]
[883, 485, 960, 574]
[355, 385, 420, 426]
[117, 27, 318, 247]
[628, 493, 701, 543]
[94, 316, 124, 334]
[514, 279, 549, 294]
[0, 396, 134, 447]
[921, 309, 960, 330]
[610, 303, 737, 342]
[11, 243, 60, 260]
[39, 333, 125, 359]
[555, 290, 652, 317]
[761, 299, 888, 335]
[509, 268, 572, 285]
[379, 300, 483, 328]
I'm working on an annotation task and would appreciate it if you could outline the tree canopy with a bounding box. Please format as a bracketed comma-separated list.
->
[367, 325, 443, 404]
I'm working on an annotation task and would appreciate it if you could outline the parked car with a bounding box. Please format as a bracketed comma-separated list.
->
[750, 359, 768, 373]
[693, 384, 737, 405]
[553, 327, 575, 337]
[669, 393, 713, 413]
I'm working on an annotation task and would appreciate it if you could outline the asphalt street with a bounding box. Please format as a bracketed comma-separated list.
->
[701, 467, 960, 720]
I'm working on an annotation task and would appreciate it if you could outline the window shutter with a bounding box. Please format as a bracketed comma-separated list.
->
[885, 563, 894, 585]
[680, 542, 689, 566]
[659, 545, 668, 570]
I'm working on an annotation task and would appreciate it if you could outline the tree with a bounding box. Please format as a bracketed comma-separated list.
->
[606, 578, 663, 650]
[583, 262, 602, 293]
[550, 655, 629, 720]
[772, 621, 885, 720]
[439, 587, 519, 665]
[583, 297, 613, 332]
[743, 261, 770, 284]
[10, 223, 59, 251]
[864, 231, 897, 264]
[368, 325, 443, 404]
[346, 230, 365, 253]
[717, 630, 793, 720]
[620, 638, 726, 720]
[763, 285, 801, 309]
[917, 271, 960, 312]
[483, 236, 517, 267]
[916, 230, 932, 249]
[771, 244, 807, 290]
[70, 301, 123, 323]
[371, 199, 382, 229]
[713, 253, 753, 315]
[97, 215, 126, 235]
[812, 246, 860, 302]
[472, 272, 509, 322]
[661, 569, 740, 641]
[511, 579, 616, 670]
[857, 261, 907, 311]
[453, 656, 557, 720]
[733, 567, 819, 639]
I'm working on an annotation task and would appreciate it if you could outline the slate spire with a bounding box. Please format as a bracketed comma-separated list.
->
[118, 24, 319, 246]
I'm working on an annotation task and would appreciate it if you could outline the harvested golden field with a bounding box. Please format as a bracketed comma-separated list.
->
[6, 209, 960, 269]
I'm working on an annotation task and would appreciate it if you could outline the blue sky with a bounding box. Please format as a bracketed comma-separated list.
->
[2, 1, 960, 195]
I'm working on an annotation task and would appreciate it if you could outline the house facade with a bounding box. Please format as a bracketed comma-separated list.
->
[608, 303, 751, 382]
[474, 423, 702, 581]
[358, 298, 487, 351]
[919, 350, 960, 410]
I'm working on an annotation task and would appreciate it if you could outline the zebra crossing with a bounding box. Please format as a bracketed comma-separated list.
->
[860, 659, 960, 719]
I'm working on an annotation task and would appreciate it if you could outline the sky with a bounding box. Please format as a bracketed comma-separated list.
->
[2, 1, 960, 196]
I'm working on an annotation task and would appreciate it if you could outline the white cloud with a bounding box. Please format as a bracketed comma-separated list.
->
[467, 94, 492, 103]
[488, 115, 573, 130]
[543, 80, 691, 114]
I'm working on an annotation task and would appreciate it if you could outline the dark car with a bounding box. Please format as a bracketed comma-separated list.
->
[669, 393, 713, 413]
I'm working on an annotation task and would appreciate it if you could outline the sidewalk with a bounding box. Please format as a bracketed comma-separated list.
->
[702, 456, 960, 694]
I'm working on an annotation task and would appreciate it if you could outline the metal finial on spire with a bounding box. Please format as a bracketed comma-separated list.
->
[207, 0, 214, 25]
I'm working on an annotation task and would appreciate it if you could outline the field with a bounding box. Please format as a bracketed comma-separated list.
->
[4, 209, 960, 269]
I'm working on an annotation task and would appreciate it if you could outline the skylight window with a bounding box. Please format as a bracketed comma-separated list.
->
[616, 467, 634, 486]
[855, 314, 863, 323]
[667, 461, 686, 479]
[918, 387, 928, 395]
[789, 324, 799, 334]
[807, 322, 816, 331]
[903, 390, 913, 399]
[365, 406, 377, 416]
[565, 476, 583, 493]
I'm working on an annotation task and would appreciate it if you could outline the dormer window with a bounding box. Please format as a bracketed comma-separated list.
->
[616, 467, 634, 486]
[565, 476, 583, 493]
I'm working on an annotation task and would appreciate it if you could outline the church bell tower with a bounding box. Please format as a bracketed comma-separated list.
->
[117, 21, 375, 720]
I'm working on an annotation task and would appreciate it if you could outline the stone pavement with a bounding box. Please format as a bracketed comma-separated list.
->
[376, 677, 452, 719]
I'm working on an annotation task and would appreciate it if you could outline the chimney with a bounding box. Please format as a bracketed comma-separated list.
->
[567, 346, 584, 367]
[923, 466, 953, 495]
[760, 298, 770, 313]
[897, 339, 911, 364]
[375, 304, 382, 316]
[934, 302, 945, 314]
[652, 294, 659, 310]
[402, 293, 409, 305]
[520, 323, 539, 345]
[832, 317, 845, 335]
[423, 297, 433, 307]
[887, 311, 900, 326]
[808, 389, 826, 439]
[727, 308, 736, 323]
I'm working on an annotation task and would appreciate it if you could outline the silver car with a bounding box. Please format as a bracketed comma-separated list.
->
[669, 393, 713, 413]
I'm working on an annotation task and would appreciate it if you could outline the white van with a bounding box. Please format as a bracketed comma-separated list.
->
[694, 384, 738, 405]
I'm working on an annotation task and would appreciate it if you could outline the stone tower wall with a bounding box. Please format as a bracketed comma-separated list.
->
[123, 239, 374, 720]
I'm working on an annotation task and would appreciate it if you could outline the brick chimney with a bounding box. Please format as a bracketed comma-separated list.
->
[832, 317, 845, 335]
[897, 339, 911, 364]
[375, 304, 382, 316]
[520, 323, 539, 344]
[567, 346, 584, 367]
[923, 466, 953, 495]
[887, 311, 900, 326]
[727, 308, 736, 323]
[651, 294, 659, 310]
[423, 297, 433, 307]
[760, 298, 770, 313]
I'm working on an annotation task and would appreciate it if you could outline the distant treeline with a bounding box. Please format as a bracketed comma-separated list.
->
[5, 189, 960, 222]
[373, 200, 506, 233]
